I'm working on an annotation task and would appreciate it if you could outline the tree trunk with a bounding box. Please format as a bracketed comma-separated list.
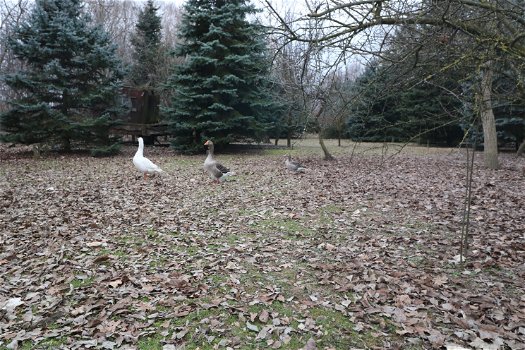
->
[517, 140, 525, 157]
[286, 111, 293, 148]
[479, 63, 499, 169]
[319, 131, 334, 160]
[274, 138, 279, 146]
[62, 137, 71, 152]
[32, 144, 41, 158]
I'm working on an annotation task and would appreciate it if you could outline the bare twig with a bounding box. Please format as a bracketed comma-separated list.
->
[460, 135, 476, 263]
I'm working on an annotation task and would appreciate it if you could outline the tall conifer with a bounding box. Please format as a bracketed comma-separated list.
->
[164, 0, 275, 153]
[129, 0, 163, 86]
[0, 0, 125, 153]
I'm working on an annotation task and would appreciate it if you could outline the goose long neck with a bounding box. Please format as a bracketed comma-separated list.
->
[136, 139, 144, 157]
[208, 143, 214, 157]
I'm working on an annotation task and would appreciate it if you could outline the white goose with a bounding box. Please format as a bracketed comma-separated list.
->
[133, 137, 164, 179]
[203, 140, 235, 183]
[285, 155, 306, 173]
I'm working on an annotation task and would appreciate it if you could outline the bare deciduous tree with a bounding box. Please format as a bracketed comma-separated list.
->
[0, 0, 30, 114]
[263, 0, 525, 169]
[263, 1, 361, 159]
[84, 0, 182, 108]
[267, 14, 310, 147]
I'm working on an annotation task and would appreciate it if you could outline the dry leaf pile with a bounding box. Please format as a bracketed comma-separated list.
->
[0, 144, 524, 349]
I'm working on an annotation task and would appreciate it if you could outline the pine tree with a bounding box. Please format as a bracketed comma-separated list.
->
[164, 0, 275, 153]
[0, 0, 125, 154]
[348, 64, 401, 142]
[348, 62, 464, 145]
[129, 0, 163, 86]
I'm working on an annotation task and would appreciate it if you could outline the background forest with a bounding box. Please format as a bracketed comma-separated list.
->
[1, 0, 524, 167]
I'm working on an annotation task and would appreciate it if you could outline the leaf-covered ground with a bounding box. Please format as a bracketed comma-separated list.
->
[1, 140, 524, 350]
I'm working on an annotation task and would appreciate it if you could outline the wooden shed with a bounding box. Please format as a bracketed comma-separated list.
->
[112, 86, 168, 141]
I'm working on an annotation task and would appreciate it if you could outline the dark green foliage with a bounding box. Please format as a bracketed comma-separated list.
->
[496, 118, 525, 149]
[266, 80, 307, 142]
[322, 125, 350, 139]
[397, 82, 464, 146]
[129, 0, 163, 86]
[164, 0, 276, 153]
[346, 15, 525, 149]
[348, 63, 464, 146]
[90, 142, 122, 157]
[492, 67, 525, 149]
[347, 64, 404, 142]
[461, 63, 525, 149]
[267, 111, 306, 141]
[0, 0, 125, 151]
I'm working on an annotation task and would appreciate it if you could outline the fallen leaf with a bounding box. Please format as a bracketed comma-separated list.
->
[2, 298, 24, 314]
[305, 337, 317, 350]
[259, 309, 270, 323]
[428, 329, 445, 347]
[86, 241, 104, 247]
[246, 322, 259, 332]
[108, 279, 122, 288]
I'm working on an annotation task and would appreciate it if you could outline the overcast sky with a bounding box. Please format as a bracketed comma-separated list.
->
[165, 0, 310, 16]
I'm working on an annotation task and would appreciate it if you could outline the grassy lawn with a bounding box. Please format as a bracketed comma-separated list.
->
[0, 138, 523, 349]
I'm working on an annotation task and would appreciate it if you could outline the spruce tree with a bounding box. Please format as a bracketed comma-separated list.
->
[129, 0, 163, 86]
[0, 0, 125, 154]
[348, 63, 464, 145]
[164, 0, 274, 153]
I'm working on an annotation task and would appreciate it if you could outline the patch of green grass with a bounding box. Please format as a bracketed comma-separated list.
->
[319, 204, 344, 225]
[20, 342, 33, 350]
[11, 336, 70, 350]
[113, 249, 128, 258]
[263, 148, 293, 156]
[137, 334, 163, 350]
[1, 341, 34, 350]
[308, 306, 382, 348]
[167, 157, 200, 168]
[147, 228, 159, 240]
[34, 158, 61, 170]
[116, 233, 146, 247]
[252, 218, 314, 238]
[237, 267, 269, 294]
[448, 268, 462, 277]
[247, 301, 299, 331]
[155, 305, 171, 313]
[93, 248, 128, 262]
[168, 241, 201, 258]
[225, 233, 239, 245]
[406, 255, 426, 267]
[149, 256, 168, 269]
[98, 248, 112, 255]
[207, 273, 228, 287]
[224, 313, 257, 342]
[170, 305, 219, 328]
[70, 276, 94, 289]
[167, 303, 292, 349]
[321, 204, 343, 214]
[204, 243, 221, 252]
[186, 246, 198, 256]
[47, 322, 61, 330]
[233, 207, 258, 218]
